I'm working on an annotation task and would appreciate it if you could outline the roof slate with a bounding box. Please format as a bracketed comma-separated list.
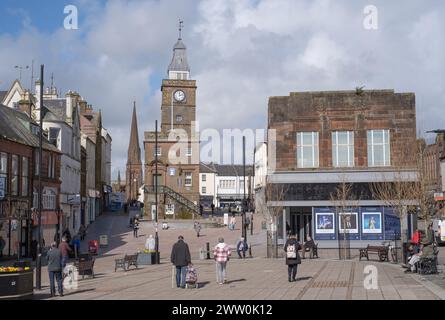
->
[0, 104, 60, 152]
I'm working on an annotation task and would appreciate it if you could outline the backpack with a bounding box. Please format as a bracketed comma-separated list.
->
[286, 243, 297, 259]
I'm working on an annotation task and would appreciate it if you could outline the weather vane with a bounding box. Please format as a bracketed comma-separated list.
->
[178, 19, 184, 40]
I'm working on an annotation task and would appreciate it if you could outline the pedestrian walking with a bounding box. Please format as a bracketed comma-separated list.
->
[194, 221, 201, 237]
[0, 236, 5, 258]
[236, 237, 248, 259]
[47, 242, 63, 297]
[78, 224, 86, 241]
[59, 237, 72, 270]
[213, 237, 231, 285]
[229, 214, 236, 231]
[133, 217, 139, 238]
[284, 234, 302, 282]
[170, 236, 191, 288]
[72, 233, 81, 259]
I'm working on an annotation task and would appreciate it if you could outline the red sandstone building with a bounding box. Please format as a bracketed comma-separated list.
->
[0, 104, 61, 258]
[264, 89, 418, 248]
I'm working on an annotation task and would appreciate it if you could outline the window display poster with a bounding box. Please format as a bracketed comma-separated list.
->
[360, 207, 383, 240]
[314, 207, 336, 240]
[338, 211, 360, 240]
[384, 207, 401, 240]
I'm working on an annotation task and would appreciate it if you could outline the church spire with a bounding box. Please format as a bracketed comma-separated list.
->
[167, 19, 190, 79]
[127, 101, 141, 165]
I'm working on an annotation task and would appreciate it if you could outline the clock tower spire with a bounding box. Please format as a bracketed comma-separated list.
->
[167, 19, 190, 80]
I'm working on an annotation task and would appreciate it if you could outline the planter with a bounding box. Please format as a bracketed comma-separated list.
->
[0, 270, 34, 300]
[137, 252, 160, 265]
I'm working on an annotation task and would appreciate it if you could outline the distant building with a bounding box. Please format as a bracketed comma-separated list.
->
[126, 103, 143, 202]
[199, 163, 254, 210]
[420, 132, 445, 217]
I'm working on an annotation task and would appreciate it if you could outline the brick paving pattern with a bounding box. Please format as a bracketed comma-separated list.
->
[23, 211, 443, 300]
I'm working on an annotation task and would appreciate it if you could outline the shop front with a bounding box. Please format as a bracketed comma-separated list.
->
[0, 199, 31, 259]
[279, 205, 411, 249]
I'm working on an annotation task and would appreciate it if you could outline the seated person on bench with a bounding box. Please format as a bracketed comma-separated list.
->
[405, 239, 433, 273]
[302, 235, 316, 259]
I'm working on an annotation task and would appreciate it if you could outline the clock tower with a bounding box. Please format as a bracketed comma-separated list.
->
[143, 21, 200, 220]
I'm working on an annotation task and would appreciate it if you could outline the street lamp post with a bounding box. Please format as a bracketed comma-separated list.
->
[36, 64, 44, 290]
[154, 120, 159, 264]
[242, 136, 247, 241]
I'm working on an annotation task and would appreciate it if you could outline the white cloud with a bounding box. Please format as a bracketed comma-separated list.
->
[1, 0, 445, 177]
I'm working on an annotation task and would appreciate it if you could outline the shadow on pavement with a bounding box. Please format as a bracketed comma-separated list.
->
[198, 281, 211, 288]
[226, 278, 246, 284]
[296, 276, 313, 281]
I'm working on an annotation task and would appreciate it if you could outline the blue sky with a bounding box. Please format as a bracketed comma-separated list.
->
[1, 0, 445, 180]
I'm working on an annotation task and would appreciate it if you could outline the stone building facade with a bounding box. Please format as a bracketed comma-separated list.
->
[266, 89, 418, 248]
[126, 103, 143, 202]
[143, 30, 200, 219]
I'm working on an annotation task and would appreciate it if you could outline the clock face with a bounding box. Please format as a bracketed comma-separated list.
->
[174, 90, 185, 102]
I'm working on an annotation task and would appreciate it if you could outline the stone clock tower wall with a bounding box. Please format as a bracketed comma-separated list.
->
[143, 31, 200, 219]
[160, 79, 197, 135]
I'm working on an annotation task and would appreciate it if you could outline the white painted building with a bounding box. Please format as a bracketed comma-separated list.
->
[199, 163, 217, 207]
[81, 133, 96, 225]
[254, 142, 268, 190]
[199, 163, 254, 209]
[43, 91, 82, 236]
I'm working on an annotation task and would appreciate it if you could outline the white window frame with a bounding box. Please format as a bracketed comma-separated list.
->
[202, 174, 206, 182]
[367, 129, 391, 167]
[297, 132, 319, 168]
[332, 131, 354, 167]
[202, 186, 206, 194]
[185, 172, 192, 187]
[186, 147, 192, 157]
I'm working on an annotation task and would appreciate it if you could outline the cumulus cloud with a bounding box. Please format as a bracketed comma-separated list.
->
[1, 0, 444, 178]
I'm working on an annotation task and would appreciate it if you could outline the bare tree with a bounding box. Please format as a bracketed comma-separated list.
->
[257, 180, 288, 258]
[370, 142, 418, 261]
[411, 140, 438, 234]
[330, 175, 360, 260]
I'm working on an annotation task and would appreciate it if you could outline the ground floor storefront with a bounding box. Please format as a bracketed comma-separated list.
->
[0, 199, 32, 259]
[276, 205, 417, 249]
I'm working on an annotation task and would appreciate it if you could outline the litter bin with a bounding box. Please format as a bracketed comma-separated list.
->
[199, 248, 205, 260]
[99, 235, 108, 247]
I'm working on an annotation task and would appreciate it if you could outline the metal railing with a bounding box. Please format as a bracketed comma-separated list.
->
[144, 185, 200, 214]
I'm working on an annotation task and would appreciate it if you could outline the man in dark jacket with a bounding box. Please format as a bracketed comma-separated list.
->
[170, 236, 191, 288]
[47, 242, 63, 297]
[284, 234, 301, 282]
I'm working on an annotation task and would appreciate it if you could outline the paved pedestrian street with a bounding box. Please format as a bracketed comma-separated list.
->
[28, 212, 443, 300]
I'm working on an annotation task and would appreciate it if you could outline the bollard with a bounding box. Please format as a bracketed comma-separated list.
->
[249, 243, 252, 258]
[206, 242, 211, 260]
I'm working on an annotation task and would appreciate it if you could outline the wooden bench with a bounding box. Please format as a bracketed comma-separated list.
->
[74, 259, 95, 279]
[115, 254, 139, 272]
[359, 245, 389, 262]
